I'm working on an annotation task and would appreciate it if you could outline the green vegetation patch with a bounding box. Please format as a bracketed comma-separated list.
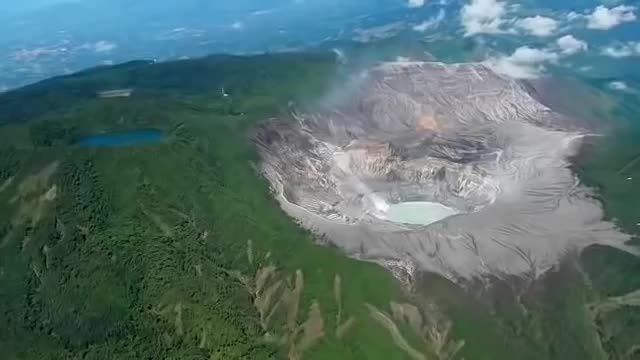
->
[0, 53, 428, 360]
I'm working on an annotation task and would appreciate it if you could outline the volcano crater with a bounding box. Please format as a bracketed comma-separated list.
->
[256, 61, 631, 280]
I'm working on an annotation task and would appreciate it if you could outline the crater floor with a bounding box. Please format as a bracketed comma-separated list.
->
[256, 61, 634, 280]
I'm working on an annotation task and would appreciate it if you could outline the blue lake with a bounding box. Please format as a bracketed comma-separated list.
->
[77, 129, 163, 146]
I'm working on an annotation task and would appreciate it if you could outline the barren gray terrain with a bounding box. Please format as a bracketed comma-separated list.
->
[256, 61, 633, 281]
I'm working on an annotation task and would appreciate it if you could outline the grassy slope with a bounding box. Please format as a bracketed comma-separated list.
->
[414, 256, 607, 360]
[0, 54, 418, 360]
[572, 84, 640, 360]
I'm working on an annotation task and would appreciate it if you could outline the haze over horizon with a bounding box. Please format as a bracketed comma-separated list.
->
[2, 1, 640, 359]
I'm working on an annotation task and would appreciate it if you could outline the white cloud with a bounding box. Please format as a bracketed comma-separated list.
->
[601, 42, 640, 57]
[93, 40, 117, 53]
[408, 0, 425, 8]
[486, 46, 559, 79]
[395, 56, 413, 62]
[461, 0, 508, 36]
[567, 11, 583, 21]
[602, 45, 633, 57]
[11, 47, 60, 61]
[556, 35, 588, 55]
[413, 9, 446, 32]
[587, 5, 636, 30]
[486, 35, 589, 79]
[76, 41, 117, 54]
[609, 81, 628, 90]
[250, 8, 279, 17]
[487, 57, 541, 79]
[509, 46, 559, 63]
[332, 48, 347, 64]
[231, 21, 245, 30]
[516, 16, 559, 37]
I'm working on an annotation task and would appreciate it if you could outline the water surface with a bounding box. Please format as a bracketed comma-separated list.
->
[77, 129, 162, 146]
[385, 201, 460, 226]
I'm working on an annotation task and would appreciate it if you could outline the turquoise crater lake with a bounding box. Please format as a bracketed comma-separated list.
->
[384, 201, 460, 226]
[77, 129, 163, 146]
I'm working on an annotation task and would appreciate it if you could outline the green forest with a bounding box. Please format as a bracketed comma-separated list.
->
[0, 52, 639, 360]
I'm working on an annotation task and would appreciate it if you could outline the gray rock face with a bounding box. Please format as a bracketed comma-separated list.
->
[256, 61, 633, 281]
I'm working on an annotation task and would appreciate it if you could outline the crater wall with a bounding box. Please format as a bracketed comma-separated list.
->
[256, 61, 633, 281]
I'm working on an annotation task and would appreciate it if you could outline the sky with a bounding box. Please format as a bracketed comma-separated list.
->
[3, 0, 81, 13]
[0, 0, 638, 90]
